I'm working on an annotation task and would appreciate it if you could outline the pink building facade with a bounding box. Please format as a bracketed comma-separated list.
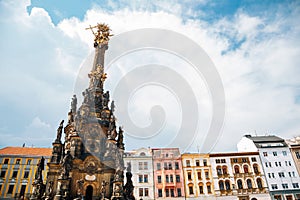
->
[152, 148, 185, 200]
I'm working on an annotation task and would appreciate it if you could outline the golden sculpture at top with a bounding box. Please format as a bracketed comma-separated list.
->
[86, 23, 113, 45]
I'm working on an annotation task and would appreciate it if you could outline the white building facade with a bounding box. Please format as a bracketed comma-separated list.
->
[123, 148, 154, 200]
[238, 135, 300, 200]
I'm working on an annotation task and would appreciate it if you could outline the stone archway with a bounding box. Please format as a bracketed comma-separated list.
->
[85, 185, 93, 200]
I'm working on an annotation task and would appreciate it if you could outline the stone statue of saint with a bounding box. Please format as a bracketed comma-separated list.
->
[60, 151, 72, 179]
[56, 120, 64, 142]
[35, 157, 45, 181]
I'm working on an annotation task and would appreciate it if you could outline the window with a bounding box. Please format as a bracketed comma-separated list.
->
[247, 179, 253, 189]
[139, 188, 143, 196]
[273, 152, 277, 156]
[271, 184, 278, 190]
[177, 188, 182, 197]
[166, 175, 169, 183]
[188, 171, 192, 180]
[234, 166, 240, 173]
[282, 184, 288, 189]
[225, 180, 231, 190]
[278, 172, 285, 178]
[27, 159, 32, 165]
[288, 161, 291, 166]
[233, 158, 238, 163]
[176, 175, 180, 182]
[293, 183, 299, 188]
[237, 179, 243, 189]
[164, 162, 168, 170]
[12, 171, 18, 178]
[288, 172, 291, 177]
[24, 171, 29, 178]
[168, 162, 172, 170]
[139, 162, 143, 170]
[207, 184, 211, 193]
[144, 175, 148, 183]
[139, 175, 143, 183]
[158, 175, 161, 183]
[175, 162, 179, 169]
[278, 162, 281, 167]
[268, 173, 271, 178]
[15, 159, 21, 164]
[166, 189, 169, 197]
[199, 185, 204, 194]
[275, 162, 278, 167]
[243, 165, 249, 173]
[272, 173, 275, 178]
[257, 178, 263, 189]
[140, 152, 146, 156]
[203, 159, 207, 166]
[157, 163, 161, 170]
[189, 186, 194, 195]
[219, 181, 224, 190]
[251, 157, 257, 162]
[217, 166, 222, 175]
[3, 159, 9, 164]
[197, 171, 201, 180]
[158, 189, 162, 197]
[196, 160, 200, 166]
[166, 153, 169, 157]
[186, 160, 191, 167]
[170, 175, 173, 183]
[205, 171, 209, 179]
[0, 170, 6, 178]
[170, 189, 174, 197]
[263, 152, 268, 157]
[221, 159, 226, 163]
[269, 162, 272, 167]
[222, 166, 227, 174]
[296, 152, 300, 159]
[265, 162, 268, 167]
[282, 151, 287, 156]
[144, 162, 148, 170]
[253, 164, 259, 173]
[216, 159, 220, 163]
[144, 188, 149, 196]
[7, 185, 14, 194]
[292, 172, 295, 177]
[242, 158, 247, 162]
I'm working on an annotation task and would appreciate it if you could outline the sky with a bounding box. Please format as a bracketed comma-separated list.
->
[0, 0, 300, 153]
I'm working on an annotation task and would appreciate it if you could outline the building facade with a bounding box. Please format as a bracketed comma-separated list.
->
[210, 152, 270, 200]
[286, 137, 300, 176]
[0, 147, 51, 199]
[152, 148, 185, 200]
[181, 153, 215, 200]
[238, 135, 300, 200]
[123, 148, 154, 200]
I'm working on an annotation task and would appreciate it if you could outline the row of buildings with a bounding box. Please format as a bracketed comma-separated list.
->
[0, 135, 299, 200]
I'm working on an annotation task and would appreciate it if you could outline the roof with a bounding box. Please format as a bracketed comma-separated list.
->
[209, 152, 259, 157]
[244, 135, 285, 143]
[0, 147, 52, 157]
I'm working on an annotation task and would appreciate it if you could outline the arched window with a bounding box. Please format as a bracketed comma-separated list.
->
[237, 179, 243, 189]
[140, 152, 146, 156]
[234, 165, 240, 174]
[247, 179, 253, 189]
[257, 178, 263, 189]
[243, 165, 249, 173]
[222, 166, 228, 174]
[198, 182, 204, 194]
[225, 180, 231, 190]
[219, 180, 224, 191]
[206, 182, 212, 194]
[253, 164, 259, 174]
[217, 166, 222, 175]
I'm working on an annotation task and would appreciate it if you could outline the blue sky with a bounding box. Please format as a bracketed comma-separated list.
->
[0, 0, 300, 152]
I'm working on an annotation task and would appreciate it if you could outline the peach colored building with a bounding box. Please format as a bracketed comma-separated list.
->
[152, 148, 185, 200]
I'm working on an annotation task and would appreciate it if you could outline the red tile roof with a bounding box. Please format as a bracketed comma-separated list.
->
[0, 147, 52, 157]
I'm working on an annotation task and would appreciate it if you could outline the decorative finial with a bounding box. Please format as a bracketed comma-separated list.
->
[86, 23, 113, 47]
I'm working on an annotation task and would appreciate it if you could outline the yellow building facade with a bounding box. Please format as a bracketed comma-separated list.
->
[182, 153, 215, 200]
[0, 146, 51, 199]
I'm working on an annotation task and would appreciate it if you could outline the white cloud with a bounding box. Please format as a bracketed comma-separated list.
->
[1, 1, 300, 152]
